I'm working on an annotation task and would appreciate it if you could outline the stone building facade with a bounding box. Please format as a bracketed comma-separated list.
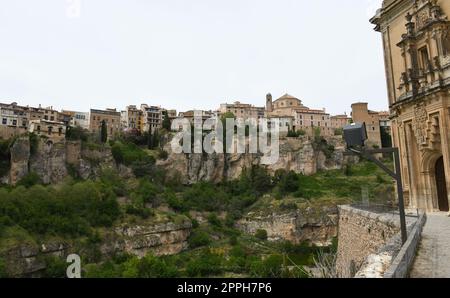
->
[121, 105, 143, 132]
[219, 101, 265, 120]
[371, 0, 450, 211]
[266, 93, 332, 136]
[141, 104, 163, 133]
[351, 102, 384, 148]
[61, 110, 90, 130]
[330, 114, 352, 131]
[28, 119, 66, 141]
[89, 108, 121, 138]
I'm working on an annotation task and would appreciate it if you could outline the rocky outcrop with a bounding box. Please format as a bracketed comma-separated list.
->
[9, 137, 30, 185]
[7, 138, 118, 185]
[1, 241, 69, 277]
[29, 140, 68, 184]
[109, 220, 193, 257]
[158, 135, 352, 184]
[1, 219, 192, 277]
[236, 206, 338, 246]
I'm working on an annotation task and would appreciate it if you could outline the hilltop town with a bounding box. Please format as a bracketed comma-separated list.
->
[0, 94, 390, 147]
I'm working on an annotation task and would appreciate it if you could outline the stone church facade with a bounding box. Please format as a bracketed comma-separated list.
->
[371, 0, 450, 212]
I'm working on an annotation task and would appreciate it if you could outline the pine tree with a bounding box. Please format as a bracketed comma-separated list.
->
[147, 129, 153, 149]
[162, 111, 171, 131]
[152, 129, 159, 148]
[100, 120, 108, 143]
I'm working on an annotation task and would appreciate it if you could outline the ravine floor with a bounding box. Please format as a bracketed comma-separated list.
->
[410, 212, 450, 278]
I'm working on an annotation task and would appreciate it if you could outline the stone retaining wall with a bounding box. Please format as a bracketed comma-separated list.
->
[336, 205, 400, 277]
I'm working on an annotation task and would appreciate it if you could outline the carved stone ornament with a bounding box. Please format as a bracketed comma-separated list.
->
[412, 102, 429, 146]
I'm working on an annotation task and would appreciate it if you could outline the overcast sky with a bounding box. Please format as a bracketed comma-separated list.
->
[0, 0, 386, 115]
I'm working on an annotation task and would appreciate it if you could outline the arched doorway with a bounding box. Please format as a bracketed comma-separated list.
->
[435, 156, 449, 212]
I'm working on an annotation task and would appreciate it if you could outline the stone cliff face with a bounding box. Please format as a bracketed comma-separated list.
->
[236, 206, 338, 246]
[7, 138, 116, 185]
[6, 134, 351, 185]
[1, 219, 192, 277]
[158, 136, 350, 184]
[9, 137, 30, 185]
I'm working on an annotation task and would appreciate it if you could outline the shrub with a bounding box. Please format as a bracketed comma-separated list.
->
[0, 138, 12, 177]
[41, 256, 67, 278]
[136, 254, 178, 278]
[229, 235, 238, 246]
[207, 213, 222, 227]
[250, 254, 283, 278]
[0, 258, 8, 278]
[164, 191, 187, 212]
[0, 181, 121, 237]
[66, 126, 89, 142]
[17, 172, 42, 187]
[255, 229, 268, 241]
[188, 231, 211, 248]
[185, 250, 223, 277]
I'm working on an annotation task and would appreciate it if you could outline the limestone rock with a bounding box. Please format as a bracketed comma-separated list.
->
[236, 207, 338, 245]
[9, 137, 30, 185]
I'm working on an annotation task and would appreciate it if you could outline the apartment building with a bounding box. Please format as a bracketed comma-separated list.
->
[141, 104, 163, 132]
[29, 119, 66, 141]
[62, 110, 90, 130]
[90, 108, 121, 138]
[266, 93, 332, 136]
[219, 102, 265, 120]
[121, 105, 143, 132]
[330, 114, 352, 130]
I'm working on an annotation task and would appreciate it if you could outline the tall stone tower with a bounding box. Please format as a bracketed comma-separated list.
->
[351, 102, 382, 149]
[266, 93, 273, 113]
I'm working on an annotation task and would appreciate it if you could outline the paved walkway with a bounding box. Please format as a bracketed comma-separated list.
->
[410, 213, 450, 278]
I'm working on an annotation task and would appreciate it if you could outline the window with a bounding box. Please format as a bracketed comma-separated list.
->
[442, 34, 450, 56]
[37, 125, 41, 132]
[418, 46, 430, 72]
[48, 126, 53, 135]
[2, 118, 6, 125]
[12, 120, 17, 126]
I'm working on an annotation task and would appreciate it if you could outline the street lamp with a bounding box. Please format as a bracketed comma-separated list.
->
[343, 123, 408, 244]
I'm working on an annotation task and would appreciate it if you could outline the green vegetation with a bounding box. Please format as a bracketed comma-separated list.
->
[0, 133, 394, 278]
[255, 229, 268, 241]
[162, 111, 171, 131]
[66, 126, 89, 142]
[0, 138, 11, 177]
[0, 181, 120, 237]
[100, 120, 108, 143]
[287, 129, 305, 138]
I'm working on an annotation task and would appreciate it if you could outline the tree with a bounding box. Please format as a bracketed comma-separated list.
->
[146, 130, 153, 149]
[162, 111, 171, 131]
[255, 229, 268, 241]
[100, 120, 108, 143]
[152, 129, 160, 149]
